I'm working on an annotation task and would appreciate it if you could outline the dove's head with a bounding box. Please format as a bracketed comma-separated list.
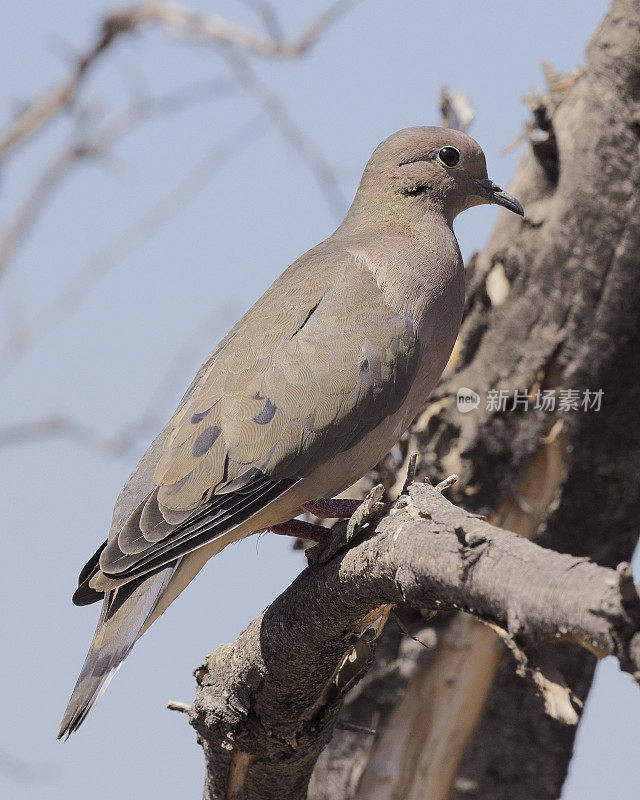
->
[348, 126, 523, 228]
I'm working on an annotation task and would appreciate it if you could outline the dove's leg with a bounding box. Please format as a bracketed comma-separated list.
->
[303, 498, 363, 519]
[271, 498, 365, 542]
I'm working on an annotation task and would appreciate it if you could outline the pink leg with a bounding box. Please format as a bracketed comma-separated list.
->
[303, 498, 363, 519]
[271, 518, 330, 543]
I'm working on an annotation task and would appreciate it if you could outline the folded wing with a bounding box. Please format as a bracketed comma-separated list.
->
[80, 250, 420, 594]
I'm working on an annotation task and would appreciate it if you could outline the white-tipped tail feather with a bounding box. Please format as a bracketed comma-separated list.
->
[58, 563, 176, 738]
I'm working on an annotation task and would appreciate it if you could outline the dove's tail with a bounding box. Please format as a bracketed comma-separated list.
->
[57, 562, 177, 739]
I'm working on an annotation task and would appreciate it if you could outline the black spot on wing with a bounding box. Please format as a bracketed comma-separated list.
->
[190, 404, 215, 424]
[192, 424, 221, 457]
[254, 398, 276, 424]
[291, 297, 323, 338]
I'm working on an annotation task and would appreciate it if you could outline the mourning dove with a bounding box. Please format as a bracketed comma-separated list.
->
[58, 126, 523, 737]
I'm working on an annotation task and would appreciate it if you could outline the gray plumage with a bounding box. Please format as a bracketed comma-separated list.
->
[58, 126, 523, 739]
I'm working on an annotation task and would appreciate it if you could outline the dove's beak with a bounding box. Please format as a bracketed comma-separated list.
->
[476, 178, 524, 216]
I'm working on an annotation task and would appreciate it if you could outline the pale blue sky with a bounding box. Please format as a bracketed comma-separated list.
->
[1, 1, 638, 798]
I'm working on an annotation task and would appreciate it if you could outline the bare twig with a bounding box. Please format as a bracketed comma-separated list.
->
[0, 77, 237, 286]
[237, 0, 284, 40]
[148, 0, 358, 58]
[0, 749, 54, 785]
[167, 699, 193, 714]
[220, 45, 347, 220]
[401, 452, 417, 493]
[0, 0, 357, 161]
[0, 149, 75, 284]
[439, 86, 475, 133]
[0, 298, 238, 455]
[0, 414, 135, 456]
[435, 473, 458, 493]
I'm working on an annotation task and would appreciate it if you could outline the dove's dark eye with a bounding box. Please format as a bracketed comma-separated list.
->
[438, 146, 461, 168]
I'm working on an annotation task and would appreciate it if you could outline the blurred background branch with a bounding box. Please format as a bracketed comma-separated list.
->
[0, 0, 354, 455]
[0, 0, 358, 161]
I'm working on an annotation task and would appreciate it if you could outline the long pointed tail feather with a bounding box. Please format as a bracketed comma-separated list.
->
[57, 562, 177, 739]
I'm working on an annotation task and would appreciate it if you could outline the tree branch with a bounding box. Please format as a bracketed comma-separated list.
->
[187, 481, 640, 800]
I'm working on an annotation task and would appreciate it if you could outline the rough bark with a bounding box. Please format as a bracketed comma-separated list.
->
[186, 482, 640, 800]
[309, 2, 640, 798]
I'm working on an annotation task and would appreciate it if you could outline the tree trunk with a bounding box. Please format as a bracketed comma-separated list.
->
[308, 2, 640, 798]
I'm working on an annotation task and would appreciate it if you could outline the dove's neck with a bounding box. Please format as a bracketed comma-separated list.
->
[334, 184, 465, 324]
[337, 221, 464, 331]
[340, 176, 459, 235]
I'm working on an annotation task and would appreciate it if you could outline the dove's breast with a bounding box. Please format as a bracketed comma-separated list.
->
[294, 236, 465, 501]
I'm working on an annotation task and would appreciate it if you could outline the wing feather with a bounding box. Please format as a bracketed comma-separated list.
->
[94, 474, 291, 584]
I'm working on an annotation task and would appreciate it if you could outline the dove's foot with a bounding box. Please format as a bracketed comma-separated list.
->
[306, 485, 387, 567]
[303, 498, 363, 519]
[272, 491, 386, 559]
